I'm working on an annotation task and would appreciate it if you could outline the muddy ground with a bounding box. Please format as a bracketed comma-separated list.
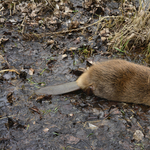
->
[0, 0, 150, 150]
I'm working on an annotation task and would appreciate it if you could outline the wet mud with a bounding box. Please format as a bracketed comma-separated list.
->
[0, 0, 150, 150]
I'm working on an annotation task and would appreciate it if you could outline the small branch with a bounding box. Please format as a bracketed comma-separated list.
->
[0, 69, 20, 75]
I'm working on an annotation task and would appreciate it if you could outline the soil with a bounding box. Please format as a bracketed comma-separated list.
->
[0, 0, 150, 150]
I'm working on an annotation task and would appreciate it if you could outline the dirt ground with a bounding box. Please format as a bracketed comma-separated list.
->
[0, 0, 150, 150]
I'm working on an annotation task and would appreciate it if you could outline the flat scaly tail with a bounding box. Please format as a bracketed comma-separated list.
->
[35, 81, 80, 95]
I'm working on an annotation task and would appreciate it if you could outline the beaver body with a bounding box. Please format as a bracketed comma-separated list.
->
[76, 59, 150, 106]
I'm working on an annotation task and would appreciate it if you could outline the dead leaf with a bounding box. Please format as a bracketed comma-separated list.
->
[65, 135, 80, 144]
[29, 68, 34, 75]
[43, 128, 49, 133]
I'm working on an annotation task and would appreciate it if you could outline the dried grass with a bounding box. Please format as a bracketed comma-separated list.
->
[108, 1, 150, 56]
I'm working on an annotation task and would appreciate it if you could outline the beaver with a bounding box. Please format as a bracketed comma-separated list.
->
[36, 59, 150, 106]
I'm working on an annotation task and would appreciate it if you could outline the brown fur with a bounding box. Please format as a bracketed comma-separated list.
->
[76, 59, 150, 106]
